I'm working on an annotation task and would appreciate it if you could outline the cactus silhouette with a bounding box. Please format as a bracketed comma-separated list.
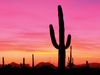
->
[2, 57, 5, 67]
[32, 54, 34, 68]
[86, 61, 89, 68]
[67, 46, 74, 68]
[49, 5, 71, 72]
[23, 58, 25, 67]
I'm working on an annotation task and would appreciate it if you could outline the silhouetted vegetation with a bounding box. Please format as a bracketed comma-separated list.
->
[67, 46, 74, 69]
[0, 63, 100, 75]
[32, 54, 34, 68]
[2, 57, 5, 68]
[49, 5, 71, 74]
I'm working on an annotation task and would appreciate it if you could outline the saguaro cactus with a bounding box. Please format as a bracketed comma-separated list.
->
[49, 5, 71, 72]
[86, 61, 89, 68]
[2, 57, 5, 67]
[32, 54, 34, 68]
[67, 46, 74, 68]
[23, 58, 25, 67]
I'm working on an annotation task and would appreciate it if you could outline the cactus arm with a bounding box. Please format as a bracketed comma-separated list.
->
[65, 34, 71, 49]
[49, 24, 59, 49]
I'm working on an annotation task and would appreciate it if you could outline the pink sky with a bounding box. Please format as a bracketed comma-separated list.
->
[0, 0, 100, 65]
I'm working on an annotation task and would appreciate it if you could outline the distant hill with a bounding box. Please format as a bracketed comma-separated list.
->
[9, 62, 19, 67]
[0, 62, 100, 68]
[35, 62, 57, 69]
[75, 63, 100, 68]
[0, 62, 30, 68]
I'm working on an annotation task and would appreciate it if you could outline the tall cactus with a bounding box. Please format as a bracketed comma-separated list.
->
[49, 5, 71, 72]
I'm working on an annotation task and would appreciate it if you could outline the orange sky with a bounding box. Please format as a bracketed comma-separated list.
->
[0, 48, 99, 66]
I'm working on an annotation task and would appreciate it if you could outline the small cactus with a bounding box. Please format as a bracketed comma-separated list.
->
[67, 46, 74, 68]
[86, 61, 89, 68]
[2, 57, 5, 67]
[32, 54, 34, 68]
[49, 5, 71, 72]
[23, 58, 25, 67]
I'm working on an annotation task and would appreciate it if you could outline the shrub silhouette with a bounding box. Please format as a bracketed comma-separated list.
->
[49, 5, 71, 73]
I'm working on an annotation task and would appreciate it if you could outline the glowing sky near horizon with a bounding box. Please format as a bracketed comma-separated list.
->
[0, 0, 100, 66]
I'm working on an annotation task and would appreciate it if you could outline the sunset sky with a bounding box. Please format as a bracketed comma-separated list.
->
[0, 0, 100, 66]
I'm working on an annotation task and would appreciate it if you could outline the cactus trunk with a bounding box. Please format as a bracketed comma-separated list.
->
[58, 49, 65, 71]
